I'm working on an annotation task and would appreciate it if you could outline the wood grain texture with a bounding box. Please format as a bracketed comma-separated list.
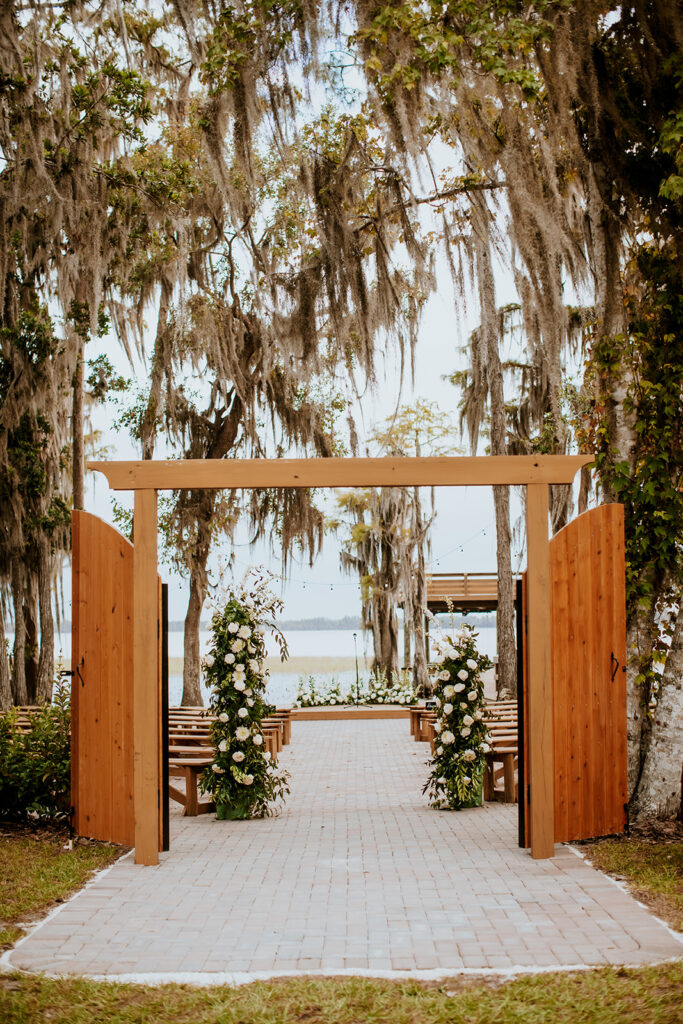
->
[549, 504, 627, 842]
[88, 454, 593, 491]
[526, 484, 555, 859]
[133, 490, 160, 865]
[71, 511, 135, 846]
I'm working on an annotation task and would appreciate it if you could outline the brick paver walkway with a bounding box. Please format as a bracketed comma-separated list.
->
[8, 720, 682, 979]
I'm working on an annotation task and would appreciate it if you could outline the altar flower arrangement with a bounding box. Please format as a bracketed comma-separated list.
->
[423, 626, 492, 810]
[200, 569, 290, 819]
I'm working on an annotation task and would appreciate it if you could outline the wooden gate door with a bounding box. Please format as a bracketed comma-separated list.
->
[519, 504, 628, 845]
[72, 511, 165, 849]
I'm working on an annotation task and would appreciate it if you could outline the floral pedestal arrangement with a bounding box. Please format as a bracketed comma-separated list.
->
[423, 626, 492, 810]
[200, 571, 290, 819]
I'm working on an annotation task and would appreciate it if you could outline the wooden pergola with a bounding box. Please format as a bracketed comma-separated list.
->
[90, 453, 592, 866]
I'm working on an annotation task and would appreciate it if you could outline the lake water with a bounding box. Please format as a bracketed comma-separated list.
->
[51, 624, 498, 707]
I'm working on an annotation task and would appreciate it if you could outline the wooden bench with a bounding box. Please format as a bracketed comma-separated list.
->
[168, 758, 215, 816]
[483, 747, 518, 803]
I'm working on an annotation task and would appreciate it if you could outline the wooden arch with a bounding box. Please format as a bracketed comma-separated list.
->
[89, 454, 592, 865]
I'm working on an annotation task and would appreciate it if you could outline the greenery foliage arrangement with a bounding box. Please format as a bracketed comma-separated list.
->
[200, 572, 290, 819]
[423, 628, 492, 810]
[294, 670, 417, 708]
[0, 678, 71, 821]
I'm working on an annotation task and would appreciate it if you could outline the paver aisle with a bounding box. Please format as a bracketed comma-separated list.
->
[8, 720, 682, 979]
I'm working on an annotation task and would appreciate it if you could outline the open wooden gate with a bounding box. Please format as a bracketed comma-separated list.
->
[519, 504, 628, 845]
[71, 511, 167, 849]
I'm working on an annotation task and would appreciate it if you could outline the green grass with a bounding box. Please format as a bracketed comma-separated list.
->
[1, 964, 682, 1023]
[586, 838, 683, 931]
[0, 833, 123, 949]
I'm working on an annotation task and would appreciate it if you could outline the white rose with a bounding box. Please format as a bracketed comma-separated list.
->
[234, 661, 246, 672]
[243, 774, 254, 786]
[443, 685, 455, 699]
[247, 698, 254, 707]
[466, 659, 477, 670]
[330, 698, 336, 705]
[438, 670, 450, 681]
[462, 749, 476, 762]
[377, 696, 383, 703]
[253, 734, 263, 746]
[238, 625, 251, 639]
[231, 639, 244, 652]
[248, 659, 259, 672]
[228, 622, 239, 634]
[457, 669, 469, 680]
[235, 726, 249, 741]
[232, 751, 245, 762]
[238, 708, 248, 718]
[454, 683, 465, 693]
[474, 710, 483, 720]
[463, 714, 474, 726]
[211, 764, 224, 774]
[460, 703, 468, 710]
[463, 775, 471, 784]
[460, 727, 471, 737]
[436, 745, 444, 755]
[245, 688, 253, 697]
[468, 690, 477, 702]
[481, 742, 490, 753]
[224, 653, 235, 664]
[218, 712, 229, 723]
[433, 720, 443, 734]
[204, 653, 215, 668]
[443, 703, 453, 715]
[399, 696, 405, 704]
[247, 643, 256, 654]
[441, 730, 455, 745]
[264, 751, 272, 761]
[218, 739, 228, 752]
[234, 680, 246, 692]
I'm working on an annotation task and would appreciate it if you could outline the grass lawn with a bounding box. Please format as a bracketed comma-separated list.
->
[582, 823, 683, 932]
[0, 825, 124, 951]
[1, 964, 683, 1023]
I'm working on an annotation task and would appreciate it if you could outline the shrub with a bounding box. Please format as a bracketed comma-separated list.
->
[0, 679, 71, 821]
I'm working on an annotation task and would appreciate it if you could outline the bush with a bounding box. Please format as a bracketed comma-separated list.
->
[0, 679, 71, 821]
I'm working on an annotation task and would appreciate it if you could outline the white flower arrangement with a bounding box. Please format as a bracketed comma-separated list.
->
[200, 569, 290, 820]
[294, 668, 417, 708]
[423, 627, 492, 810]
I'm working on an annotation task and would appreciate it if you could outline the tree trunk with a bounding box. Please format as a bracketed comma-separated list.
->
[631, 608, 683, 820]
[10, 558, 27, 706]
[72, 348, 84, 511]
[36, 536, 55, 702]
[411, 486, 430, 696]
[372, 589, 398, 680]
[626, 600, 658, 799]
[473, 224, 517, 700]
[23, 571, 40, 704]
[180, 491, 216, 707]
[0, 613, 12, 710]
[182, 571, 206, 706]
[403, 608, 411, 670]
[492, 484, 516, 699]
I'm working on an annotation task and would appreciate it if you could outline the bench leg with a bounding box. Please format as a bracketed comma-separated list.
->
[184, 766, 199, 816]
[483, 760, 494, 801]
[503, 754, 516, 803]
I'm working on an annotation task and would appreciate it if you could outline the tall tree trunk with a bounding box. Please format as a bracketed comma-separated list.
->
[36, 537, 55, 702]
[23, 571, 39, 704]
[11, 558, 27, 706]
[183, 571, 206, 707]
[631, 608, 683, 819]
[403, 608, 411, 670]
[181, 491, 216, 706]
[411, 486, 430, 696]
[492, 484, 516, 699]
[473, 223, 517, 699]
[72, 348, 84, 511]
[626, 600, 658, 798]
[0, 612, 11, 710]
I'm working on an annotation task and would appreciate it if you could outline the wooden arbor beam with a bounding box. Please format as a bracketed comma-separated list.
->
[89, 454, 593, 866]
[89, 455, 590, 491]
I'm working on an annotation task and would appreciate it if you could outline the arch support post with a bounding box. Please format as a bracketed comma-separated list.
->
[526, 483, 555, 859]
[133, 489, 160, 865]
